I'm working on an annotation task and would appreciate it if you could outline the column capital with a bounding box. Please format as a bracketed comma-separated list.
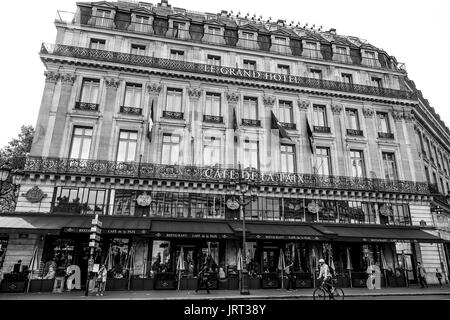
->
[262, 95, 275, 107]
[392, 111, 404, 122]
[105, 77, 120, 89]
[331, 103, 342, 115]
[44, 71, 60, 83]
[187, 87, 202, 100]
[147, 82, 162, 95]
[404, 111, 415, 123]
[363, 107, 374, 118]
[226, 92, 240, 105]
[60, 73, 76, 86]
[297, 99, 310, 110]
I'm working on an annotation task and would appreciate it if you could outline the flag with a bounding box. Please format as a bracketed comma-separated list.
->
[306, 118, 314, 154]
[346, 247, 353, 270]
[380, 249, 388, 270]
[271, 111, 291, 140]
[233, 108, 238, 132]
[147, 100, 154, 142]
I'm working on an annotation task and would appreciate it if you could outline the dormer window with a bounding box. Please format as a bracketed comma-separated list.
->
[334, 46, 349, 63]
[131, 14, 152, 33]
[242, 32, 255, 40]
[274, 37, 286, 45]
[95, 9, 112, 27]
[203, 22, 225, 45]
[304, 41, 319, 59]
[173, 21, 186, 38]
[363, 50, 377, 67]
[208, 26, 221, 35]
[131, 44, 146, 55]
[271, 35, 290, 54]
[238, 29, 258, 49]
[90, 38, 105, 50]
[170, 49, 185, 60]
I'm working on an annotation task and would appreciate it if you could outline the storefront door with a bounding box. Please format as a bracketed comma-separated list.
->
[261, 247, 278, 273]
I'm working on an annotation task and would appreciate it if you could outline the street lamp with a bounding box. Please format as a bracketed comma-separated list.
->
[230, 164, 257, 295]
[0, 163, 12, 183]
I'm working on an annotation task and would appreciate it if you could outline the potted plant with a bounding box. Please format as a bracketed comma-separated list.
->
[294, 272, 313, 288]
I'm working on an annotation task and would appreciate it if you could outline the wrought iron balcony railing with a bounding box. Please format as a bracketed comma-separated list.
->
[378, 132, 395, 139]
[313, 126, 331, 133]
[120, 106, 142, 116]
[242, 119, 261, 127]
[203, 115, 223, 123]
[55, 11, 406, 73]
[162, 110, 184, 120]
[40, 43, 417, 101]
[347, 129, 364, 136]
[74, 102, 99, 112]
[22, 156, 432, 195]
[280, 122, 297, 130]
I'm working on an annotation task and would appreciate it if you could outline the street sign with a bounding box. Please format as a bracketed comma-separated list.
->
[89, 234, 100, 242]
[90, 226, 102, 234]
[89, 241, 99, 248]
[91, 218, 102, 228]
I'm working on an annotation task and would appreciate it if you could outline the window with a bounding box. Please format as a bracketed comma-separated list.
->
[170, 49, 184, 60]
[207, 54, 221, 66]
[205, 92, 221, 116]
[424, 166, 430, 183]
[277, 64, 290, 75]
[243, 60, 256, 71]
[208, 26, 221, 35]
[95, 9, 111, 27]
[89, 38, 105, 50]
[416, 130, 425, 155]
[243, 139, 259, 169]
[203, 136, 221, 166]
[304, 41, 318, 58]
[243, 97, 258, 120]
[315, 147, 332, 175]
[279, 100, 293, 123]
[69, 127, 93, 159]
[365, 51, 376, 67]
[346, 109, 360, 130]
[371, 77, 383, 88]
[80, 79, 100, 104]
[376, 112, 390, 133]
[281, 144, 296, 173]
[335, 46, 348, 62]
[124, 83, 142, 107]
[313, 105, 327, 127]
[132, 15, 151, 33]
[350, 150, 365, 178]
[382, 152, 398, 180]
[116, 131, 138, 162]
[173, 22, 186, 38]
[131, 44, 146, 55]
[440, 178, 445, 194]
[274, 37, 287, 45]
[341, 73, 353, 84]
[309, 69, 322, 80]
[432, 172, 437, 185]
[53, 187, 107, 214]
[242, 32, 255, 40]
[162, 134, 180, 165]
[166, 88, 183, 112]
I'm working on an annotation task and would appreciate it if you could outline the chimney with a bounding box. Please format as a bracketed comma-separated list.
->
[159, 0, 170, 7]
[277, 19, 285, 26]
[328, 28, 337, 34]
[221, 10, 228, 17]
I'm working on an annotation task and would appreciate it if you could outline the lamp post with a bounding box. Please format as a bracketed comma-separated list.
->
[230, 164, 257, 295]
[0, 163, 12, 185]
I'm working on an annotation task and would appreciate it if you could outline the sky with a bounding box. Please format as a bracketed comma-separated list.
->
[0, 0, 449, 148]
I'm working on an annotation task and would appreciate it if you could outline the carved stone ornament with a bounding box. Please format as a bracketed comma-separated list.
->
[60, 73, 77, 86]
[226, 92, 240, 104]
[136, 191, 152, 207]
[392, 111, 403, 122]
[262, 95, 275, 107]
[23, 186, 47, 203]
[147, 83, 162, 95]
[44, 71, 60, 83]
[331, 104, 342, 115]
[105, 78, 120, 89]
[187, 87, 202, 100]
[363, 108, 374, 118]
[297, 100, 309, 110]
[307, 201, 320, 214]
[403, 111, 415, 122]
[379, 205, 393, 217]
[226, 197, 240, 210]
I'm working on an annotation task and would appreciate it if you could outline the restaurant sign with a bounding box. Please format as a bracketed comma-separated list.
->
[62, 227, 148, 235]
[151, 232, 230, 239]
[252, 234, 323, 241]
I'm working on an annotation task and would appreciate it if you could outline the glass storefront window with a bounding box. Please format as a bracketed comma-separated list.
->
[52, 187, 108, 215]
[151, 240, 171, 276]
[106, 238, 130, 279]
[0, 238, 8, 271]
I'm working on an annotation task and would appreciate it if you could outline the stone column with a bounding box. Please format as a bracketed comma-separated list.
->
[297, 99, 311, 173]
[226, 92, 240, 168]
[187, 87, 202, 166]
[404, 111, 422, 182]
[30, 71, 60, 157]
[392, 110, 412, 181]
[97, 78, 120, 161]
[331, 103, 345, 176]
[263, 95, 276, 172]
[362, 106, 381, 178]
[48, 72, 76, 158]
[146, 82, 162, 163]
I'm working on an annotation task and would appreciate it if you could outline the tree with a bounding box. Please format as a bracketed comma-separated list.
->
[0, 125, 34, 169]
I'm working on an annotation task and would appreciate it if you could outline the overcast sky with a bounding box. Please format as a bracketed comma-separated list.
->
[0, 0, 449, 148]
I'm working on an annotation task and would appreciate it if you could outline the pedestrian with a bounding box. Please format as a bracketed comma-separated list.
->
[436, 268, 443, 287]
[195, 263, 210, 294]
[285, 259, 296, 291]
[417, 262, 428, 288]
[96, 264, 107, 296]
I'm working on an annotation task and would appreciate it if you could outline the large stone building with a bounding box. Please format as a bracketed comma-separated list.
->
[0, 0, 448, 291]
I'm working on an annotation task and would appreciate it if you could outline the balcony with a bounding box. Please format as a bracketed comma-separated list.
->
[280, 122, 297, 130]
[23, 156, 432, 195]
[74, 101, 99, 112]
[313, 126, 331, 133]
[120, 106, 142, 116]
[162, 110, 184, 120]
[203, 115, 223, 123]
[378, 132, 394, 139]
[242, 119, 261, 127]
[41, 43, 416, 101]
[347, 129, 364, 136]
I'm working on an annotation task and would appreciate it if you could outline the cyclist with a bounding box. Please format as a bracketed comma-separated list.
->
[317, 258, 334, 296]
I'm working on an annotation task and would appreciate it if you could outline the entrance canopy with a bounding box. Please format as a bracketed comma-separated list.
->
[313, 224, 443, 243]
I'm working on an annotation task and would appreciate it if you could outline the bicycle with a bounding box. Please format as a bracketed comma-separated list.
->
[312, 278, 344, 300]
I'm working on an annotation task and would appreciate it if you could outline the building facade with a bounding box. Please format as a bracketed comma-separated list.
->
[0, 0, 447, 291]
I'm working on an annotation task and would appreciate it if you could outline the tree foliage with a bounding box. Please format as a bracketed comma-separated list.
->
[0, 125, 34, 168]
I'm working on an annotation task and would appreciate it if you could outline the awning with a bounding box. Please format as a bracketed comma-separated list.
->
[150, 220, 235, 239]
[228, 222, 327, 241]
[314, 225, 443, 243]
[0, 215, 91, 235]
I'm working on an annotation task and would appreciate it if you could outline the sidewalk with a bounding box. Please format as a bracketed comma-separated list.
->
[1, 285, 449, 300]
